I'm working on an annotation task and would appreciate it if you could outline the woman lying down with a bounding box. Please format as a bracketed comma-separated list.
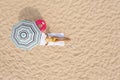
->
[40, 33, 70, 46]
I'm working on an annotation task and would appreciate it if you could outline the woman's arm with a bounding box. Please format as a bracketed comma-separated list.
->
[45, 33, 48, 37]
[45, 42, 48, 46]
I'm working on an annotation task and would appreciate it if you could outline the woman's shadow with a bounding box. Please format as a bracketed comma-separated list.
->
[19, 7, 50, 32]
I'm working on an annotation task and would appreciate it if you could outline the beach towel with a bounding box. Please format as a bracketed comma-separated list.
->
[40, 33, 65, 46]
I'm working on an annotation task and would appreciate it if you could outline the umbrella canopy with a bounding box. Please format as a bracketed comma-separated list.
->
[11, 20, 42, 50]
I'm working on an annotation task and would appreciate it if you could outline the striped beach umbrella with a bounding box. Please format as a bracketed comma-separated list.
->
[11, 20, 42, 50]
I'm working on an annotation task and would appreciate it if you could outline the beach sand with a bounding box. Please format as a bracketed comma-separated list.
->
[0, 0, 120, 80]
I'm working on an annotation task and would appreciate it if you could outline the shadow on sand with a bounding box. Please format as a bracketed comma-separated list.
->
[19, 7, 50, 32]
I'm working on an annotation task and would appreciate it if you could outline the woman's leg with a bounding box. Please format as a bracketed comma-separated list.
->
[52, 36, 71, 42]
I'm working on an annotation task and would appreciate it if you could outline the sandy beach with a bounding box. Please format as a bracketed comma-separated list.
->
[0, 0, 120, 80]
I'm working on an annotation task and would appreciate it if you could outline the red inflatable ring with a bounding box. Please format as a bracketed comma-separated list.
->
[35, 19, 46, 32]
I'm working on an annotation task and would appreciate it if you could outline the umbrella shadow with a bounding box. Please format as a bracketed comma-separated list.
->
[19, 7, 42, 21]
[19, 7, 51, 33]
